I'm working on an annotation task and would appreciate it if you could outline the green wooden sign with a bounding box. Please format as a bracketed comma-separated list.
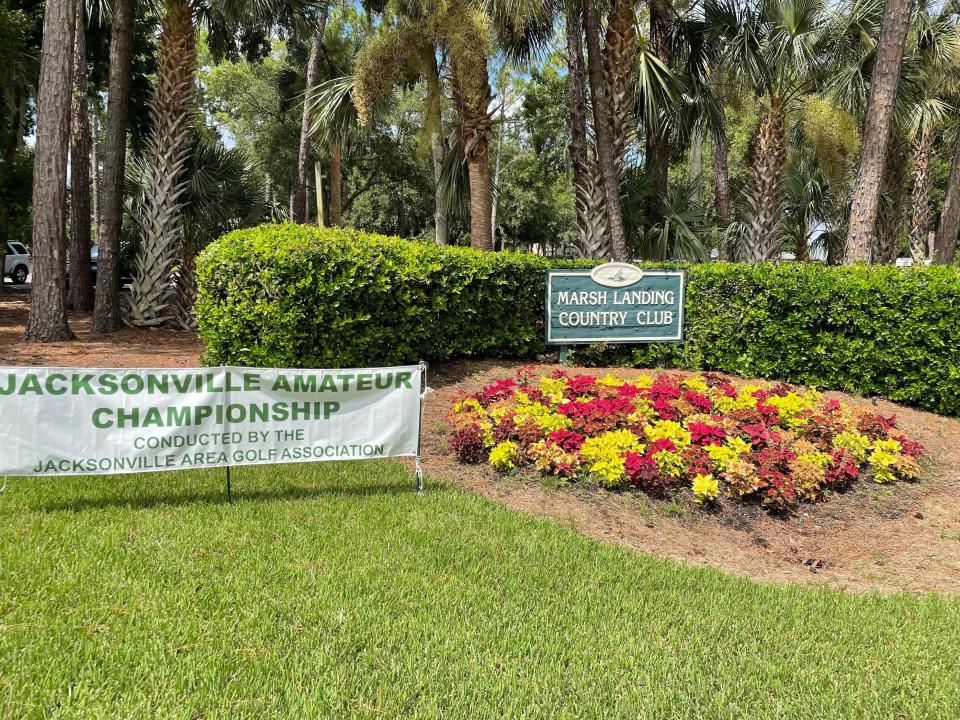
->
[546, 264, 685, 344]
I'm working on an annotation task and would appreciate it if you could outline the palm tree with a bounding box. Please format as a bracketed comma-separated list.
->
[935, 129, 960, 263]
[26, 0, 75, 341]
[124, 137, 265, 328]
[126, 0, 197, 327]
[905, 4, 960, 263]
[716, 0, 826, 262]
[582, 0, 629, 260]
[843, 0, 914, 263]
[564, 4, 610, 258]
[293, 2, 329, 223]
[353, 0, 556, 251]
[92, 0, 136, 333]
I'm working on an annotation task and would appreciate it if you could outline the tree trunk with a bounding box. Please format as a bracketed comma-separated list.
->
[875, 132, 907, 264]
[92, 0, 134, 333]
[741, 95, 787, 262]
[934, 132, 960, 264]
[5, 86, 25, 165]
[450, 53, 494, 251]
[582, 0, 629, 261]
[566, 4, 609, 258]
[68, 0, 95, 312]
[329, 139, 342, 226]
[843, 0, 912, 264]
[26, 0, 75, 341]
[689, 127, 703, 205]
[467, 154, 493, 251]
[425, 49, 449, 244]
[126, 0, 196, 328]
[91, 111, 98, 244]
[602, 0, 637, 170]
[645, 0, 671, 222]
[293, 5, 329, 224]
[908, 128, 935, 264]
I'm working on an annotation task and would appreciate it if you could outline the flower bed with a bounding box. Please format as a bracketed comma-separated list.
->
[449, 370, 924, 510]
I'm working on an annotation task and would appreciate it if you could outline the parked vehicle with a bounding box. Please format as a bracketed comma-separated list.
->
[4, 241, 31, 285]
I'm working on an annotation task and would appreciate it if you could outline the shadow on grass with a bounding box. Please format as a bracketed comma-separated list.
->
[15, 479, 415, 514]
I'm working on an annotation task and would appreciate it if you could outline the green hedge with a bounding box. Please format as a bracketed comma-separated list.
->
[197, 224, 960, 416]
[196, 224, 591, 369]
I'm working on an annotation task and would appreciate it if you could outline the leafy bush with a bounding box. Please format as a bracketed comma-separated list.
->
[195, 224, 591, 368]
[576, 263, 960, 416]
[197, 225, 960, 415]
[449, 370, 923, 511]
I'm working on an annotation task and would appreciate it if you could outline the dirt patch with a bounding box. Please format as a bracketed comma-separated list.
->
[3, 293, 958, 592]
[0, 292, 202, 368]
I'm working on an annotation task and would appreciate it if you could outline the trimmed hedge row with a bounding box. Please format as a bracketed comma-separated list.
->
[196, 224, 592, 369]
[196, 224, 960, 416]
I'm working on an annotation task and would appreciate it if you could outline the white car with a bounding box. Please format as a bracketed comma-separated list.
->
[4, 241, 31, 285]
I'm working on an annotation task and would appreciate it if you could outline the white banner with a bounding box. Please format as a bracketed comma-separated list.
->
[0, 365, 423, 477]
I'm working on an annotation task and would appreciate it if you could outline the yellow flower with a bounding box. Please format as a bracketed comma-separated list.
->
[489, 441, 517, 472]
[645, 420, 692, 449]
[692, 473, 719, 504]
[580, 430, 642, 487]
[834, 431, 872, 463]
[653, 449, 685, 478]
[682, 376, 709, 393]
[453, 398, 484, 415]
[766, 393, 814, 427]
[633, 373, 654, 388]
[597, 373, 624, 387]
[869, 438, 902, 484]
[538, 376, 567, 404]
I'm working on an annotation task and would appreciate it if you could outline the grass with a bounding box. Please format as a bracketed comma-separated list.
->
[1, 462, 958, 719]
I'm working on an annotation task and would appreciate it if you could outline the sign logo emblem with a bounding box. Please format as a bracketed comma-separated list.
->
[590, 262, 643, 288]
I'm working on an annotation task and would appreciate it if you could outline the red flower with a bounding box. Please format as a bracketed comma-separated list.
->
[476, 378, 517, 406]
[688, 421, 726, 446]
[549, 429, 585, 452]
[648, 438, 678, 454]
[683, 390, 714, 413]
[857, 412, 897, 439]
[567, 374, 598, 396]
[557, 397, 634, 434]
[652, 397, 679, 421]
[890, 434, 924, 458]
[450, 424, 485, 463]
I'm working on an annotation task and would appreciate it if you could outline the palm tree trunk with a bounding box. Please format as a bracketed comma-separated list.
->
[450, 55, 494, 250]
[934, 132, 960, 265]
[329, 139, 342, 226]
[909, 128, 934, 264]
[424, 49, 449, 244]
[126, 0, 196, 328]
[68, 0, 95, 312]
[294, 4, 329, 224]
[742, 95, 787, 262]
[92, 0, 134, 333]
[843, 0, 912, 264]
[26, 0, 75, 341]
[602, 0, 637, 170]
[875, 132, 907, 264]
[582, 0, 629, 261]
[467, 154, 493, 250]
[566, 4, 609, 258]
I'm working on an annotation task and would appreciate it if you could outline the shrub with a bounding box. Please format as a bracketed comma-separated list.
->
[195, 223, 591, 368]
[197, 224, 960, 415]
[448, 370, 924, 511]
[577, 263, 960, 417]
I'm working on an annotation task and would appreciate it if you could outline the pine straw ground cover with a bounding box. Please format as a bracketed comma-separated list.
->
[449, 369, 924, 512]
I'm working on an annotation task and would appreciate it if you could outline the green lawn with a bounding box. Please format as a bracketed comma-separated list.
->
[1, 462, 957, 719]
